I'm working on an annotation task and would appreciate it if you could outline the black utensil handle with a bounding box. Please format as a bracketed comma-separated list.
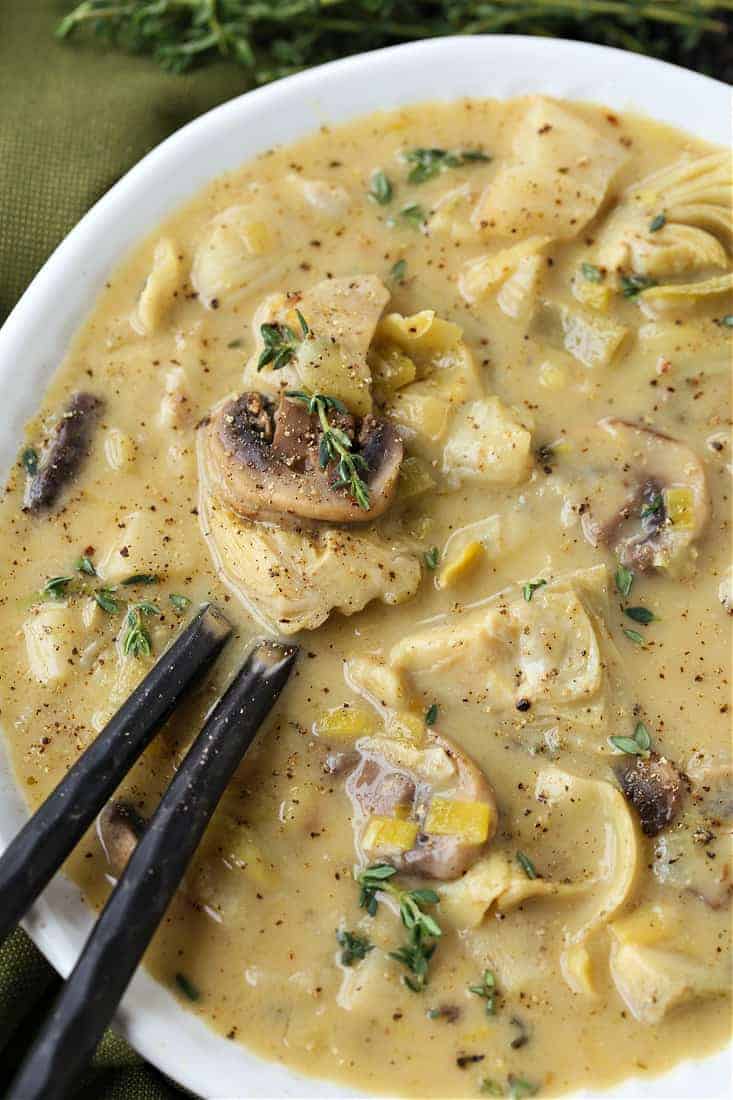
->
[8, 640, 298, 1100]
[0, 604, 231, 946]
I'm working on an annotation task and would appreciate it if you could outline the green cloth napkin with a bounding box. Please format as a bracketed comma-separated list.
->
[0, 3, 249, 1095]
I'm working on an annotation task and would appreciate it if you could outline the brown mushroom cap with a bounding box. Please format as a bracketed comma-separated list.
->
[201, 391, 403, 524]
[346, 729, 497, 880]
[97, 800, 146, 876]
[581, 418, 709, 573]
[617, 752, 685, 837]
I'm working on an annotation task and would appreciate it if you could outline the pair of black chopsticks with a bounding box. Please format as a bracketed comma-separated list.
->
[0, 603, 298, 1100]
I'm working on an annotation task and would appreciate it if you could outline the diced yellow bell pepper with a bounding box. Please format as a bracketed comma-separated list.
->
[386, 711, 425, 745]
[664, 487, 694, 529]
[437, 540, 485, 589]
[397, 456, 436, 500]
[363, 815, 418, 853]
[424, 798, 492, 843]
[315, 706, 379, 741]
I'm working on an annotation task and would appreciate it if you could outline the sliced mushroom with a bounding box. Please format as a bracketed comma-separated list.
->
[617, 753, 685, 837]
[345, 729, 497, 880]
[24, 392, 104, 513]
[200, 390, 403, 523]
[97, 800, 146, 877]
[582, 418, 709, 573]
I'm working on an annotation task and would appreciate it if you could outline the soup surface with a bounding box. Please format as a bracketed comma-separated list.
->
[1, 96, 731, 1099]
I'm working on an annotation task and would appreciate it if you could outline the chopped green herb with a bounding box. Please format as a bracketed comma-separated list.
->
[75, 555, 96, 576]
[623, 627, 645, 645]
[469, 969, 497, 1016]
[390, 258, 407, 282]
[368, 169, 393, 205]
[649, 212, 666, 232]
[122, 602, 158, 658]
[581, 262, 603, 283]
[425, 703, 439, 726]
[625, 605, 656, 625]
[41, 575, 73, 600]
[423, 547, 439, 570]
[357, 862, 398, 917]
[640, 492, 664, 520]
[721, 314, 733, 328]
[480, 1080, 505, 1097]
[21, 446, 39, 475]
[508, 1076, 538, 1100]
[174, 972, 200, 1001]
[389, 925, 436, 992]
[516, 851, 537, 880]
[121, 573, 159, 586]
[522, 579, 547, 602]
[169, 593, 191, 612]
[404, 147, 490, 184]
[610, 720, 652, 757]
[620, 273, 657, 298]
[399, 202, 426, 228]
[615, 563, 634, 598]
[257, 320, 303, 372]
[94, 588, 119, 614]
[336, 929, 374, 966]
[357, 865, 441, 938]
[227, 338, 244, 349]
[286, 390, 370, 510]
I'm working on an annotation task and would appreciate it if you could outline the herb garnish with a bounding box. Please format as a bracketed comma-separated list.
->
[227, 338, 244, 349]
[425, 703, 438, 726]
[469, 969, 497, 1016]
[336, 929, 374, 966]
[516, 851, 537, 880]
[174, 972, 200, 1001]
[615, 563, 634, 598]
[721, 314, 733, 328]
[369, 169, 393, 205]
[404, 147, 490, 184]
[357, 864, 441, 992]
[390, 258, 407, 282]
[649, 212, 666, 232]
[94, 588, 120, 614]
[75, 555, 96, 576]
[522, 579, 546, 602]
[620, 273, 657, 298]
[122, 601, 158, 658]
[640, 492, 664, 520]
[399, 202, 426, 228]
[169, 593, 191, 612]
[21, 446, 39, 475]
[624, 605, 656, 624]
[581, 262, 603, 283]
[622, 627, 645, 645]
[423, 547, 439, 570]
[286, 390, 370, 510]
[41, 575, 73, 600]
[257, 310, 309, 372]
[610, 720, 652, 757]
[508, 1077, 539, 1099]
[121, 573, 159, 586]
[480, 1081, 505, 1097]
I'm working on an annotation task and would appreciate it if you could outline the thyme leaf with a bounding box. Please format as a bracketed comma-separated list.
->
[581, 262, 603, 283]
[516, 851, 537, 880]
[390, 258, 407, 282]
[336, 929, 374, 966]
[169, 593, 191, 612]
[423, 546, 439, 570]
[41, 575, 73, 600]
[404, 147, 490, 184]
[623, 627, 645, 645]
[522, 578, 547, 602]
[649, 212, 666, 232]
[620, 273, 657, 298]
[615, 563, 634, 598]
[610, 720, 652, 757]
[624, 605, 656, 624]
[21, 446, 39, 475]
[369, 169, 393, 205]
[94, 588, 120, 614]
[75, 555, 96, 576]
[257, 321, 302, 372]
[122, 602, 158, 658]
[425, 703, 438, 726]
[286, 390, 370, 509]
[469, 969, 497, 1016]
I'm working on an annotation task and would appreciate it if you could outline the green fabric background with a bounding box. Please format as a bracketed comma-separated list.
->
[0, 3, 249, 1095]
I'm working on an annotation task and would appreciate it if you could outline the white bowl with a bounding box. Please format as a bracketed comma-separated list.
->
[0, 35, 730, 1100]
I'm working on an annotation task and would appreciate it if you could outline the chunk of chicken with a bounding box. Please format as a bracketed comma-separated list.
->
[346, 727, 497, 880]
[200, 492, 420, 634]
[472, 97, 628, 240]
[442, 398, 533, 487]
[581, 419, 709, 574]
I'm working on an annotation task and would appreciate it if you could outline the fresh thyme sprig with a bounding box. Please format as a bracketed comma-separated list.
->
[356, 863, 441, 991]
[121, 601, 159, 658]
[469, 968, 498, 1016]
[56, 2, 733, 84]
[257, 310, 309, 372]
[287, 390, 371, 510]
[336, 929, 374, 966]
[404, 146, 490, 184]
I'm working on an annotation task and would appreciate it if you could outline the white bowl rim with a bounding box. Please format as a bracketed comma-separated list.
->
[0, 33, 730, 1100]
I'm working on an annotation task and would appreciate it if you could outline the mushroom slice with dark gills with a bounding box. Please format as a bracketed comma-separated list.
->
[617, 752, 686, 837]
[201, 390, 403, 524]
[24, 392, 104, 513]
[345, 729, 498, 880]
[97, 800, 146, 878]
[581, 418, 709, 574]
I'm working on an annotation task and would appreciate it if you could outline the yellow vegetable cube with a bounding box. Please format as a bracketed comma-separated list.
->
[424, 798, 492, 843]
[437, 540, 485, 589]
[664, 487, 694, 529]
[362, 815, 418, 853]
[315, 706, 379, 741]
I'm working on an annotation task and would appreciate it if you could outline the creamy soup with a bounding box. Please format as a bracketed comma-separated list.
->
[1, 97, 731, 1099]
